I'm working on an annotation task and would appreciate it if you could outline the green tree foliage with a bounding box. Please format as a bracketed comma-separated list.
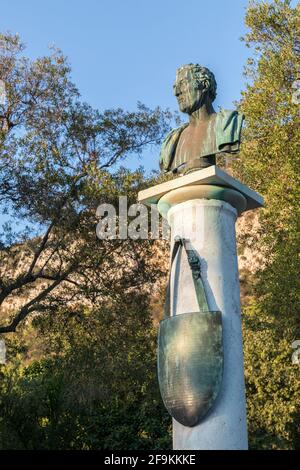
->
[0, 32, 172, 334]
[0, 31, 172, 449]
[0, 292, 171, 449]
[0, 34, 171, 449]
[235, 0, 300, 449]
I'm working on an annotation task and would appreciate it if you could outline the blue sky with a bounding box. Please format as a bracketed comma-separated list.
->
[0, 0, 283, 231]
[1, 0, 252, 172]
[1, 0, 251, 114]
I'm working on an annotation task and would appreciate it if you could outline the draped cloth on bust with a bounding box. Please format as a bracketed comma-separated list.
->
[159, 109, 244, 172]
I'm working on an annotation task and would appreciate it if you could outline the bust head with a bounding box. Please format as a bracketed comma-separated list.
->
[173, 64, 217, 115]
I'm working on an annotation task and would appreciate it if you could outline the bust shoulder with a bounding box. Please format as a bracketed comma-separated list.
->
[215, 109, 244, 152]
[159, 123, 188, 172]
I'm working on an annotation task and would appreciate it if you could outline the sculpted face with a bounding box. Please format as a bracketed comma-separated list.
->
[173, 68, 207, 115]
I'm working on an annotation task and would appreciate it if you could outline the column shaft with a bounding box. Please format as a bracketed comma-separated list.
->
[167, 199, 248, 450]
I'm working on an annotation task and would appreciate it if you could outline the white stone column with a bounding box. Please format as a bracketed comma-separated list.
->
[158, 189, 248, 450]
[138, 166, 264, 451]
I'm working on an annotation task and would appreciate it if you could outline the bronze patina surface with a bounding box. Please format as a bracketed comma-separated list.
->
[159, 64, 244, 175]
[157, 238, 223, 427]
[158, 310, 223, 427]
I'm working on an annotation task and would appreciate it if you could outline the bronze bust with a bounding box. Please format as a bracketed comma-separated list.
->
[159, 64, 244, 175]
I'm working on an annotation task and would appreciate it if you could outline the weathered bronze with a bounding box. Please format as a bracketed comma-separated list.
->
[159, 64, 244, 175]
[157, 238, 223, 427]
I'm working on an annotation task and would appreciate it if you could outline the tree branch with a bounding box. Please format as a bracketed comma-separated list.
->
[0, 263, 78, 333]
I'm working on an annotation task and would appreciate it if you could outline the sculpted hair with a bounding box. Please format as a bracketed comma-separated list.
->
[177, 64, 217, 102]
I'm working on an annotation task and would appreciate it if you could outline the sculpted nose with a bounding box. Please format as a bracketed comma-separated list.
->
[173, 84, 180, 96]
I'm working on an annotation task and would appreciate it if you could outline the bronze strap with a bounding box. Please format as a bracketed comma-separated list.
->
[164, 237, 210, 318]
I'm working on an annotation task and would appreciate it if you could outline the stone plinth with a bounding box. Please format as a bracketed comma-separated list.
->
[138, 165, 263, 211]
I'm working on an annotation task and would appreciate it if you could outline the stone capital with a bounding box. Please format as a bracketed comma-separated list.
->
[138, 166, 264, 217]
